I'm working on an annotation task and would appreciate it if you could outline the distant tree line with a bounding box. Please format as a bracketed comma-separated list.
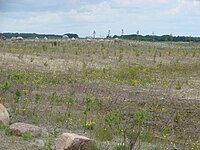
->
[1, 32, 199, 42]
[0, 33, 79, 39]
[113, 34, 200, 42]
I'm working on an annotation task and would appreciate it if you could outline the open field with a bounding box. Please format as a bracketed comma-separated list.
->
[0, 39, 200, 149]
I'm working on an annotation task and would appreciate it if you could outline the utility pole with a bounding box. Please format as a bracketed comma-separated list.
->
[170, 33, 173, 45]
[93, 30, 96, 39]
[121, 29, 124, 36]
[152, 32, 155, 42]
[107, 30, 111, 38]
[136, 30, 139, 41]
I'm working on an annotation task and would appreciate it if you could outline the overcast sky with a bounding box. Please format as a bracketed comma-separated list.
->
[0, 0, 199, 37]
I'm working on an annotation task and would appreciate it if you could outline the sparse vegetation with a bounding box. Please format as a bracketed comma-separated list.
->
[21, 132, 33, 140]
[0, 39, 199, 149]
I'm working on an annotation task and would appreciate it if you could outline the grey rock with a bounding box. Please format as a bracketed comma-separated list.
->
[9, 122, 42, 137]
[55, 133, 97, 150]
[0, 103, 10, 125]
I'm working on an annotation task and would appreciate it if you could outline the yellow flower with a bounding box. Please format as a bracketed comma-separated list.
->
[85, 121, 95, 130]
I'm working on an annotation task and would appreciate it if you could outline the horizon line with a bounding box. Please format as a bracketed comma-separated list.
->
[1, 32, 200, 38]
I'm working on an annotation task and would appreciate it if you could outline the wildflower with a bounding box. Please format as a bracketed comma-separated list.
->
[85, 121, 95, 130]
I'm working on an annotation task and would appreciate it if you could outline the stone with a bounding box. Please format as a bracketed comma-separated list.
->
[0, 103, 10, 125]
[9, 122, 42, 137]
[55, 133, 97, 150]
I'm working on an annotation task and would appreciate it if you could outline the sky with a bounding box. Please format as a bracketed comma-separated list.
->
[0, 0, 200, 37]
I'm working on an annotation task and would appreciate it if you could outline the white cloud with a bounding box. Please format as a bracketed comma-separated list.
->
[68, 9, 95, 21]
[168, 3, 181, 15]
[112, 0, 169, 5]
[166, 0, 200, 15]
[193, 0, 200, 6]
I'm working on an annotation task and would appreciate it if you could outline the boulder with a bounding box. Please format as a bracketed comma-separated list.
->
[9, 122, 42, 137]
[0, 103, 10, 125]
[55, 133, 96, 150]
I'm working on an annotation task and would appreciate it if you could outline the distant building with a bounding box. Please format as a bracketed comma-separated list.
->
[71, 37, 75, 41]
[16, 37, 23, 41]
[62, 35, 69, 39]
[86, 38, 92, 42]
[11, 36, 23, 41]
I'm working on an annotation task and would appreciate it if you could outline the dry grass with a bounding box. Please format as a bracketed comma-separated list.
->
[0, 39, 200, 149]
